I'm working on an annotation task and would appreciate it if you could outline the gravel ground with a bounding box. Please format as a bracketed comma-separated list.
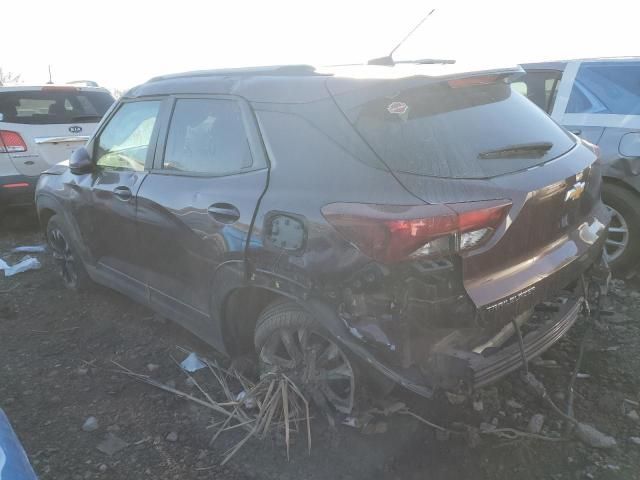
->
[1, 213, 640, 480]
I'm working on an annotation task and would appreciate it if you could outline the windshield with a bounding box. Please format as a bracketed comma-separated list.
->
[332, 79, 575, 179]
[0, 89, 114, 124]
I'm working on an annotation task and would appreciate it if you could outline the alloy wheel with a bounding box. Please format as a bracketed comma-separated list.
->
[48, 228, 79, 289]
[604, 205, 629, 264]
[259, 328, 355, 414]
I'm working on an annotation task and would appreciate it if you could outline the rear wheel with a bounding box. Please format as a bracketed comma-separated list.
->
[254, 300, 356, 414]
[46, 215, 91, 291]
[602, 183, 640, 275]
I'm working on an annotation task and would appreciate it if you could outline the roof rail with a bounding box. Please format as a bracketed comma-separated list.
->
[67, 80, 100, 87]
[148, 64, 318, 82]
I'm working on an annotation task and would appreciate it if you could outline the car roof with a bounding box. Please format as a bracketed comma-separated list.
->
[521, 56, 640, 72]
[126, 62, 523, 104]
[0, 84, 112, 94]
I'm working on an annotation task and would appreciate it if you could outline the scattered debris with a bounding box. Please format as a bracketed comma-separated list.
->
[81, 416, 99, 432]
[574, 423, 617, 449]
[472, 399, 483, 412]
[445, 392, 466, 405]
[0, 256, 41, 277]
[96, 433, 128, 456]
[112, 354, 311, 464]
[627, 410, 640, 422]
[146, 363, 160, 372]
[527, 414, 545, 434]
[505, 399, 523, 409]
[576, 373, 591, 379]
[179, 352, 206, 372]
[630, 436, 640, 446]
[165, 431, 178, 442]
[11, 245, 46, 253]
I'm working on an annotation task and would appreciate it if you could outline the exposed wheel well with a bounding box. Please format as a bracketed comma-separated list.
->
[221, 287, 286, 356]
[603, 177, 640, 200]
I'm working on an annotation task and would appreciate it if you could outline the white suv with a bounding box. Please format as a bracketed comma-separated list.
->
[0, 84, 114, 215]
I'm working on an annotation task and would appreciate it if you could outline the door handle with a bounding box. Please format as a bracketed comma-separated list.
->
[207, 203, 240, 224]
[570, 129, 582, 136]
[113, 186, 132, 201]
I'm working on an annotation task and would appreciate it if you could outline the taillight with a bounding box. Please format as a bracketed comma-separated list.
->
[321, 200, 511, 263]
[0, 130, 27, 153]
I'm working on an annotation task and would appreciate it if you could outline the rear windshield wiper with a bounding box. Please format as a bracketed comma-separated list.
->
[478, 142, 553, 159]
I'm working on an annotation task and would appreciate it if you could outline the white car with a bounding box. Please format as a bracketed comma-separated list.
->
[0, 84, 115, 215]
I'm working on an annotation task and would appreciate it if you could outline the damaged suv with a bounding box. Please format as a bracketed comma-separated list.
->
[35, 64, 609, 413]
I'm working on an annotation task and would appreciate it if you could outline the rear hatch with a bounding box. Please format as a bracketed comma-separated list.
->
[327, 69, 608, 319]
[0, 86, 114, 176]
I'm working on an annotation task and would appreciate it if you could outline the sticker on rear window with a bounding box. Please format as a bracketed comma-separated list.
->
[387, 101, 408, 115]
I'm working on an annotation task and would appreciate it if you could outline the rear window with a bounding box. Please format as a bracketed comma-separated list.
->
[567, 61, 640, 115]
[0, 89, 114, 124]
[334, 79, 575, 179]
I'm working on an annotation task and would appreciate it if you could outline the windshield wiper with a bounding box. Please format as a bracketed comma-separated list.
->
[478, 142, 553, 159]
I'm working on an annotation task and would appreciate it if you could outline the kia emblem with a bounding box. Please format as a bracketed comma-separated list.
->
[69, 126, 82, 134]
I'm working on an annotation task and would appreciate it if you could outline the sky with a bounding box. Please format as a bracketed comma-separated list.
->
[3, 0, 638, 92]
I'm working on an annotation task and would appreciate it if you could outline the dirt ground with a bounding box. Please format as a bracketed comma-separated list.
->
[1, 212, 640, 480]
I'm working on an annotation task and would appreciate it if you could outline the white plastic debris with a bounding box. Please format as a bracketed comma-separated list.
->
[11, 245, 46, 253]
[0, 256, 41, 277]
[527, 414, 545, 434]
[179, 352, 205, 372]
[342, 416, 358, 428]
[235, 390, 257, 409]
[575, 423, 617, 449]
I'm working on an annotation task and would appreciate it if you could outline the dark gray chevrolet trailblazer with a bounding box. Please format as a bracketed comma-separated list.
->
[36, 63, 610, 413]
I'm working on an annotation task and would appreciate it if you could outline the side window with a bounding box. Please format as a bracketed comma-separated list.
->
[513, 71, 562, 113]
[567, 62, 640, 115]
[95, 101, 161, 171]
[163, 98, 252, 175]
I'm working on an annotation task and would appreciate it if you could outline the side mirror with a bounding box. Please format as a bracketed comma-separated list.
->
[69, 146, 93, 174]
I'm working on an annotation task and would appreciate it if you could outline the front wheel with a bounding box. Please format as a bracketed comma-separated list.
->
[602, 183, 640, 275]
[254, 300, 357, 414]
[46, 215, 92, 291]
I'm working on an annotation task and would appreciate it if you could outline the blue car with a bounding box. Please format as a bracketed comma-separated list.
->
[0, 409, 38, 480]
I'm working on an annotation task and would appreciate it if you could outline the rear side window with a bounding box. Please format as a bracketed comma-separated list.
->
[163, 98, 252, 175]
[567, 62, 640, 115]
[335, 80, 575, 179]
[0, 89, 114, 124]
[512, 70, 562, 113]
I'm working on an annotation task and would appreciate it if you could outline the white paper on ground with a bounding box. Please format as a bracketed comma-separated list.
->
[11, 245, 46, 253]
[180, 352, 206, 372]
[0, 256, 42, 277]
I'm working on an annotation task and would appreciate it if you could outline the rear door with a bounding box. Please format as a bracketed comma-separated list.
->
[0, 87, 114, 175]
[135, 95, 269, 345]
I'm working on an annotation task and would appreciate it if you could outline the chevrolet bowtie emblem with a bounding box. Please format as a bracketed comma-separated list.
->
[565, 181, 586, 202]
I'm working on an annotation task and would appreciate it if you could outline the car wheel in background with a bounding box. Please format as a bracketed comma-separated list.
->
[46, 215, 92, 291]
[602, 183, 640, 275]
[255, 300, 357, 414]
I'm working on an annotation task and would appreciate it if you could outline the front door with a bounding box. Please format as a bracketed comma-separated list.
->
[136, 96, 269, 346]
[81, 99, 164, 300]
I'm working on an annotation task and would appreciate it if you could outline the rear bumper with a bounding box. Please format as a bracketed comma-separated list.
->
[434, 293, 584, 389]
[0, 174, 37, 210]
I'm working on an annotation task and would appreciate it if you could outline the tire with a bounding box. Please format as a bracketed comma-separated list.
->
[46, 215, 92, 291]
[602, 182, 640, 275]
[254, 300, 358, 414]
